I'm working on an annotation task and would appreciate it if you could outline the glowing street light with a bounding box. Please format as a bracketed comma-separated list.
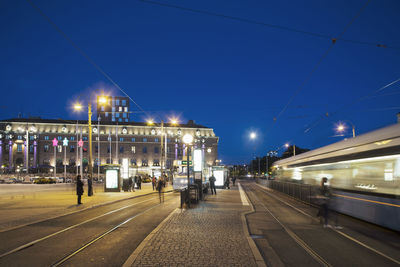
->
[250, 132, 256, 140]
[336, 121, 356, 138]
[98, 96, 107, 104]
[170, 118, 179, 125]
[73, 103, 83, 111]
[147, 119, 154, 125]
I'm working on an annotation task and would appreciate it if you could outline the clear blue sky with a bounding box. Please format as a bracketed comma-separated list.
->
[1, 0, 399, 164]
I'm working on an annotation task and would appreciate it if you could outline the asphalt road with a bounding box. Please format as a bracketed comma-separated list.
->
[0, 191, 180, 267]
[241, 181, 400, 267]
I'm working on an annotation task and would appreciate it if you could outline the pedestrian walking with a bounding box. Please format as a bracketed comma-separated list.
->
[157, 176, 165, 203]
[152, 176, 156, 191]
[317, 177, 342, 229]
[76, 175, 84, 205]
[209, 174, 217, 195]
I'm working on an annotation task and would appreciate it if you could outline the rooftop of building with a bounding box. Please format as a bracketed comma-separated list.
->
[0, 117, 210, 129]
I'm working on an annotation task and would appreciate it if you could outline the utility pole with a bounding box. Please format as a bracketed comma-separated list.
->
[88, 104, 93, 196]
[160, 121, 164, 176]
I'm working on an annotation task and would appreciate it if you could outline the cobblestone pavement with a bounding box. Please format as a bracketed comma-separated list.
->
[130, 187, 258, 267]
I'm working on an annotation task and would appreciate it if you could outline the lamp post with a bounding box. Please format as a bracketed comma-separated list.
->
[97, 116, 100, 181]
[336, 121, 356, 138]
[182, 133, 193, 208]
[63, 138, 68, 181]
[74, 96, 107, 196]
[52, 138, 58, 178]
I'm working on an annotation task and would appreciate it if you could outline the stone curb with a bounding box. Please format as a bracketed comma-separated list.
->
[0, 189, 173, 233]
[122, 207, 179, 267]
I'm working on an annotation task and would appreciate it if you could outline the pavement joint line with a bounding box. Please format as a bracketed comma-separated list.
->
[254, 182, 400, 265]
[0, 189, 173, 233]
[122, 208, 180, 267]
[238, 183, 249, 206]
[239, 182, 268, 267]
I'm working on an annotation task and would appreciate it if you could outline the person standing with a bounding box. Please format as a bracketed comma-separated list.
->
[152, 176, 156, 191]
[137, 176, 142, 190]
[209, 174, 216, 195]
[76, 175, 84, 205]
[128, 176, 133, 192]
[225, 177, 230, 189]
[232, 176, 236, 186]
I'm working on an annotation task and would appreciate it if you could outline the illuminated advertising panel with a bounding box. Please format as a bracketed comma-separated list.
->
[122, 158, 129, 179]
[214, 170, 224, 186]
[106, 169, 118, 189]
[193, 149, 203, 172]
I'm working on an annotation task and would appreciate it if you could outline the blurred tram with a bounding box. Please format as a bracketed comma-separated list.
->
[272, 123, 400, 231]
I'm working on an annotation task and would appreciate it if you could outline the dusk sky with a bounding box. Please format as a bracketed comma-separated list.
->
[1, 0, 399, 164]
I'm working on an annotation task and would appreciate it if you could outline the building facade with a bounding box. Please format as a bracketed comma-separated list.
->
[0, 118, 218, 176]
[96, 96, 130, 123]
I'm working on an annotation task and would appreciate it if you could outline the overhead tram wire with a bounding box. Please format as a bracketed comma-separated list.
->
[273, 0, 372, 123]
[25, 0, 154, 121]
[303, 76, 400, 134]
[137, 0, 399, 51]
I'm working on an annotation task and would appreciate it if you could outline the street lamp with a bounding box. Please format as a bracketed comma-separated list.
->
[336, 121, 356, 138]
[52, 138, 58, 178]
[73, 96, 108, 196]
[183, 133, 193, 207]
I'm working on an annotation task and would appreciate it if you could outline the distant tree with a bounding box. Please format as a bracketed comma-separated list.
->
[281, 145, 310, 159]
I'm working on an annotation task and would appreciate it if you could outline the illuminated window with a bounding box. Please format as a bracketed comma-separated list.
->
[44, 145, 49, 152]
[131, 146, 136, 153]
[131, 158, 136, 165]
[57, 145, 62, 153]
[119, 106, 122, 112]
[124, 107, 128, 112]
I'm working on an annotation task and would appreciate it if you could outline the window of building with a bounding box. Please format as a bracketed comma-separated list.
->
[112, 118, 115, 122]
[95, 145, 98, 153]
[70, 136, 75, 141]
[70, 145, 75, 152]
[107, 146, 111, 153]
[153, 159, 160, 166]
[29, 136, 35, 141]
[143, 138, 147, 142]
[116, 99, 120, 105]
[125, 119, 128, 122]
[122, 100, 126, 106]
[17, 136, 22, 140]
[101, 106, 105, 111]
[131, 146, 136, 153]
[112, 107, 115, 112]
[119, 137, 124, 142]
[120, 146, 124, 153]
[143, 146, 147, 154]
[58, 145, 62, 153]
[123, 113, 127, 118]
[119, 106, 122, 112]
[107, 158, 112, 164]
[154, 147, 159, 154]
[83, 137, 88, 141]
[44, 136, 49, 140]
[5, 145, 9, 152]
[112, 99, 115, 106]
[96, 137, 99, 141]
[131, 138, 136, 142]
[44, 145, 49, 152]
[105, 112, 108, 117]
[116, 113, 120, 118]
[108, 136, 112, 141]
[131, 158, 136, 165]
[119, 118, 122, 122]
[155, 138, 159, 142]
[17, 144, 22, 152]
[57, 136, 62, 141]
[142, 159, 148, 166]
[124, 107, 128, 112]
[29, 145, 33, 153]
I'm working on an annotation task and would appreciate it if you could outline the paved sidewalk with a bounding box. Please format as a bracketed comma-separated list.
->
[124, 183, 264, 267]
[0, 182, 170, 231]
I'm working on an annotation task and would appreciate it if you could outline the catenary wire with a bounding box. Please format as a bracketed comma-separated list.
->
[137, 0, 399, 51]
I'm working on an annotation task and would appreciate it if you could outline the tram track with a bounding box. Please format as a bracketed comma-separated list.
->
[244, 182, 400, 266]
[0, 192, 177, 266]
[245, 184, 331, 267]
